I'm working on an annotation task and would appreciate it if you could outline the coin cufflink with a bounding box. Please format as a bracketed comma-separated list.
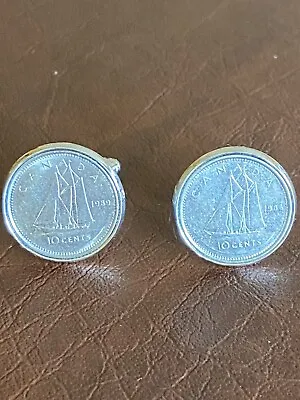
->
[173, 146, 297, 266]
[2, 143, 126, 262]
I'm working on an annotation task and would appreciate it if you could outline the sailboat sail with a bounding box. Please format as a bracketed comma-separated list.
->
[204, 165, 265, 235]
[33, 160, 94, 233]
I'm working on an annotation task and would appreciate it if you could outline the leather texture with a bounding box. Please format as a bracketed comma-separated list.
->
[1, 1, 300, 399]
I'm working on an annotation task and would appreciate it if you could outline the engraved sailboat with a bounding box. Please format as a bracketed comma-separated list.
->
[204, 165, 266, 236]
[33, 160, 95, 233]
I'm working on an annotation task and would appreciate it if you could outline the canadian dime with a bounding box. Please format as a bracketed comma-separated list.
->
[173, 147, 296, 266]
[3, 143, 126, 262]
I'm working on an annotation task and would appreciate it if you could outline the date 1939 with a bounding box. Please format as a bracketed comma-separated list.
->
[91, 200, 111, 208]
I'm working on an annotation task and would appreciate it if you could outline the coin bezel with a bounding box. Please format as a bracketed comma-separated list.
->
[2, 143, 126, 262]
[173, 146, 297, 266]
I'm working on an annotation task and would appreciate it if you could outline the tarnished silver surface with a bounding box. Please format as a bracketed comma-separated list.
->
[173, 147, 297, 266]
[2, 143, 126, 262]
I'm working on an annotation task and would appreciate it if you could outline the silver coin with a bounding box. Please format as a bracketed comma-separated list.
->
[173, 147, 297, 266]
[2, 143, 126, 262]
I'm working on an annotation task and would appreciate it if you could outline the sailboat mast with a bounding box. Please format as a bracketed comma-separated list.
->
[254, 183, 266, 228]
[228, 175, 234, 234]
[227, 202, 233, 234]
[243, 166, 251, 232]
[54, 199, 58, 225]
[69, 163, 79, 224]
[80, 177, 95, 223]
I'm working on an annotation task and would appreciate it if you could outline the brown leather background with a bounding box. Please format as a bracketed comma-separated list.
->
[1, 1, 300, 399]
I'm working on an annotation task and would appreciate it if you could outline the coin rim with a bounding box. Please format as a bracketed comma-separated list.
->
[2, 142, 126, 262]
[173, 146, 297, 266]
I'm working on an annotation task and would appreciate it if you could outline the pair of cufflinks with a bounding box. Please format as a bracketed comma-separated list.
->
[2, 143, 296, 266]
